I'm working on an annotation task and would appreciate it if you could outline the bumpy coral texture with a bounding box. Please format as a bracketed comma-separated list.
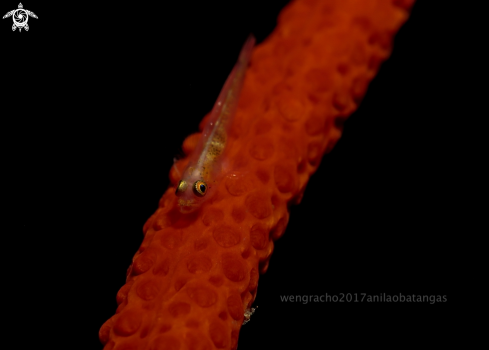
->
[99, 0, 414, 349]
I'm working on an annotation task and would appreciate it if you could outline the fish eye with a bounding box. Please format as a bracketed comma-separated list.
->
[176, 180, 188, 195]
[193, 180, 207, 197]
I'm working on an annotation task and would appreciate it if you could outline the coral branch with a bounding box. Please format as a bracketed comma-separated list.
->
[99, 0, 414, 349]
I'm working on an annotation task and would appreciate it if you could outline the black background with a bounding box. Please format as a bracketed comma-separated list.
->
[1, 0, 474, 348]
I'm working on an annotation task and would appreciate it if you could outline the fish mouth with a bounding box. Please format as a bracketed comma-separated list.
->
[178, 199, 197, 214]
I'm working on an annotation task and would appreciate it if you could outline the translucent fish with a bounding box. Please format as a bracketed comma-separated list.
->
[176, 35, 255, 213]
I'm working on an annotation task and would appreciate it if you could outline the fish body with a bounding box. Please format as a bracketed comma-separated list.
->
[176, 35, 255, 213]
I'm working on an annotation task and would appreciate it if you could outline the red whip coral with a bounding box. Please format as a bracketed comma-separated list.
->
[100, 0, 415, 349]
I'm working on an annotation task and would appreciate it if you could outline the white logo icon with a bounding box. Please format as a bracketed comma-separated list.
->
[3, 3, 37, 32]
